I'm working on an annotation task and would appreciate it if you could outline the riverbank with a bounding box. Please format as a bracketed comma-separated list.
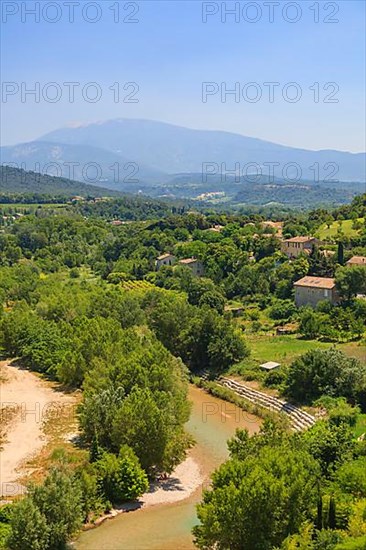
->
[89, 454, 203, 529]
[76, 385, 262, 549]
[0, 360, 78, 497]
[193, 375, 316, 431]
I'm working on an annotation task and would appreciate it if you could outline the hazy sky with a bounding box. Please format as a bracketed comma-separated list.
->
[1, 0, 365, 151]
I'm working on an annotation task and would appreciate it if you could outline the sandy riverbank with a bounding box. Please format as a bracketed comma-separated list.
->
[142, 456, 202, 507]
[0, 360, 76, 497]
[91, 454, 203, 528]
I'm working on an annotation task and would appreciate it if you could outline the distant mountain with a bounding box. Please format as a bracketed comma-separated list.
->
[39, 119, 366, 182]
[0, 140, 167, 190]
[0, 165, 124, 197]
[2, 119, 364, 208]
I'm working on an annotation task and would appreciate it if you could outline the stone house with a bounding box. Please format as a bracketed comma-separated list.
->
[156, 253, 176, 270]
[346, 256, 366, 267]
[281, 236, 318, 258]
[294, 276, 339, 308]
[178, 258, 205, 277]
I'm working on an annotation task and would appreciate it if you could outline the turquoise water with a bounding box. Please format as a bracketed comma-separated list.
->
[76, 385, 261, 550]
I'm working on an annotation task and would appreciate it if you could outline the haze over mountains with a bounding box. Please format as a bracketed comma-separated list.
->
[36, 119, 365, 180]
[1, 119, 365, 205]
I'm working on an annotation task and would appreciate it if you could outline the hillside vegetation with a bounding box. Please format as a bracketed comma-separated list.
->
[317, 218, 365, 240]
[0, 166, 122, 197]
[0, 192, 365, 549]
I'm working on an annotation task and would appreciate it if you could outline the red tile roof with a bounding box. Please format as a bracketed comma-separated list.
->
[346, 256, 366, 266]
[283, 236, 315, 243]
[157, 253, 174, 261]
[294, 276, 336, 289]
[179, 258, 197, 265]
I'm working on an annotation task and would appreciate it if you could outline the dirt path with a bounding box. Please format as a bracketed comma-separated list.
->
[0, 361, 76, 497]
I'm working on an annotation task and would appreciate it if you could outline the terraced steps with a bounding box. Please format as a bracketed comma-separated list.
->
[218, 377, 316, 431]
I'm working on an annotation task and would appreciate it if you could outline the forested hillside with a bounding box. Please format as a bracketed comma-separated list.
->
[0, 166, 121, 197]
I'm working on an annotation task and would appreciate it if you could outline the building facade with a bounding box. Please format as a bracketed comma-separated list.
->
[294, 276, 339, 308]
[281, 236, 318, 258]
[156, 253, 176, 269]
[178, 258, 205, 276]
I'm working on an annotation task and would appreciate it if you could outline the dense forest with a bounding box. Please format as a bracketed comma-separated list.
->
[0, 192, 365, 549]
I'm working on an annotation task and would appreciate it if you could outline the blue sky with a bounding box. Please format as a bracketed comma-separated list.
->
[1, 0, 365, 151]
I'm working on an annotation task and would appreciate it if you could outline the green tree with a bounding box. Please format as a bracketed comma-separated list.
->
[285, 349, 366, 409]
[194, 446, 319, 550]
[336, 266, 366, 302]
[303, 421, 355, 477]
[94, 446, 148, 503]
[337, 242, 345, 265]
[335, 458, 366, 499]
[29, 468, 83, 549]
[7, 498, 50, 550]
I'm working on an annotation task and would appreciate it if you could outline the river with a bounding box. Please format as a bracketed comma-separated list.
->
[75, 384, 262, 550]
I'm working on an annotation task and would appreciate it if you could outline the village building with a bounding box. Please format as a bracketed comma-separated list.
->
[294, 276, 339, 308]
[178, 258, 205, 277]
[155, 253, 176, 269]
[346, 255, 366, 267]
[281, 236, 318, 258]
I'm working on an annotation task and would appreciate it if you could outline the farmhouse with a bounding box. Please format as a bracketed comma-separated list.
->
[156, 253, 176, 269]
[281, 236, 318, 258]
[178, 258, 205, 277]
[294, 276, 339, 308]
[346, 255, 366, 266]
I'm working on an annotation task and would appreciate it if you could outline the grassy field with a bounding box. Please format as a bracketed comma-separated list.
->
[246, 334, 366, 366]
[316, 218, 365, 240]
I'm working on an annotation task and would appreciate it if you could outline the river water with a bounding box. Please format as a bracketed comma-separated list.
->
[76, 385, 262, 550]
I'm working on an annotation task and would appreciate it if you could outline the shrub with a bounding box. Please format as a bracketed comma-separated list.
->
[94, 446, 148, 504]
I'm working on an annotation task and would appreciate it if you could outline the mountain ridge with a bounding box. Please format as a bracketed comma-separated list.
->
[38, 118, 366, 181]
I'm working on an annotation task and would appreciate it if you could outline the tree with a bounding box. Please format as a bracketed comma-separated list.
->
[79, 329, 191, 475]
[143, 290, 192, 353]
[180, 308, 249, 373]
[298, 308, 324, 339]
[198, 290, 226, 314]
[285, 349, 366, 409]
[269, 299, 296, 321]
[29, 468, 83, 549]
[336, 266, 366, 302]
[111, 386, 190, 475]
[7, 498, 50, 550]
[337, 241, 344, 265]
[303, 421, 355, 477]
[335, 458, 366, 499]
[194, 446, 319, 550]
[94, 446, 148, 503]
